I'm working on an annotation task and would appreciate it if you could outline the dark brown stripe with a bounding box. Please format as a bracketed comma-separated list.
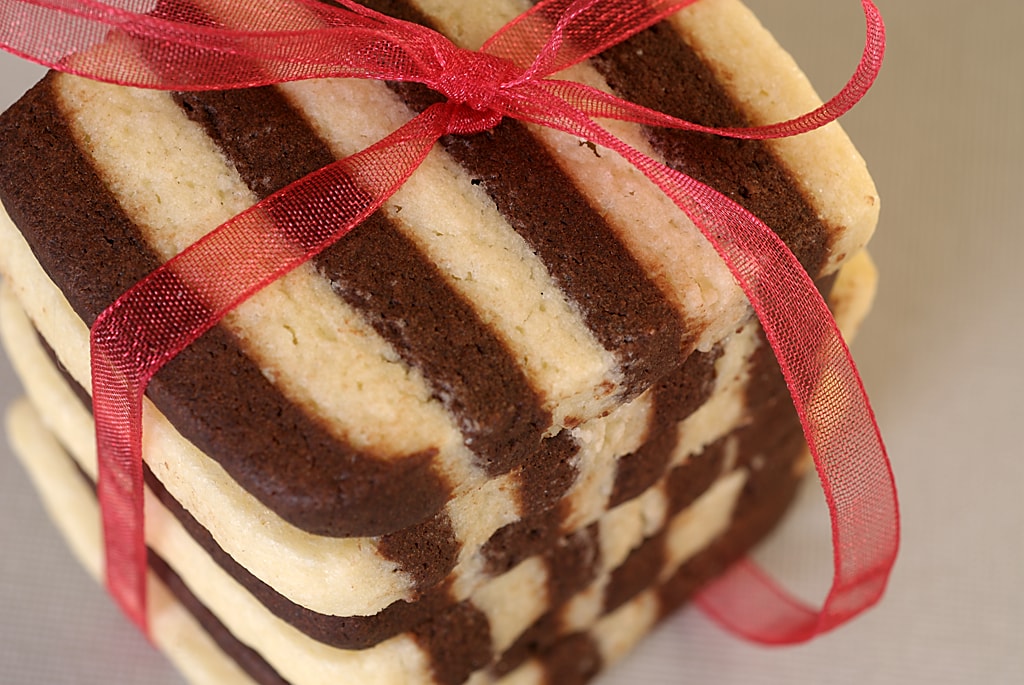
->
[174, 86, 550, 476]
[547, 524, 602, 606]
[432, 117, 688, 401]
[517, 431, 581, 517]
[492, 611, 560, 678]
[731, 327, 808, 522]
[482, 511, 560, 577]
[589, 20, 831, 276]
[604, 527, 668, 614]
[608, 345, 720, 507]
[663, 440, 727, 517]
[0, 75, 450, 538]
[411, 602, 493, 685]
[543, 633, 604, 685]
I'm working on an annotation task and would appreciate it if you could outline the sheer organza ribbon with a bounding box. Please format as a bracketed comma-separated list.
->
[0, 0, 898, 647]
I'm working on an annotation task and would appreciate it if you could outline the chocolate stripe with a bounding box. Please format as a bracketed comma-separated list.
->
[0, 75, 449, 538]
[411, 602, 493, 685]
[589, 20, 831, 275]
[432, 117, 687, 400]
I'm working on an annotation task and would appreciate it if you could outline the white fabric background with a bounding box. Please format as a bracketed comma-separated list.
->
[1, 1, 1021, 683]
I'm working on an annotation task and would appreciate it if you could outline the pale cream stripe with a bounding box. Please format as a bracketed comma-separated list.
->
[668, 318, 762, 469]
[559, 577, 609, 636]
[591, 591, 662, 668]
[474, 556, 551, 654]
[598, 482, 671, 574]
[557, 389, 654, 534]
[490, 662, 546, 685]
[473, 472, 740, 658]
[661, 469, 747, 578]
[52, 69, 470, 468]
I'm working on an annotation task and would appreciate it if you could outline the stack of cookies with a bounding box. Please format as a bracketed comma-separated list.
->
[0, 0, 880, 683]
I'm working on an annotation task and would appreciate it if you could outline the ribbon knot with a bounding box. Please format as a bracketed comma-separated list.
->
[428, 47, 522, 134]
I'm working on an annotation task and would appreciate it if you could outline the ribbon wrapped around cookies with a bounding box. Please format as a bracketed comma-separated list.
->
[0, 0, 899, 652]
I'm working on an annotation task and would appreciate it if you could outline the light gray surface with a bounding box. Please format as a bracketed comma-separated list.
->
[1, 1, 1022, 683]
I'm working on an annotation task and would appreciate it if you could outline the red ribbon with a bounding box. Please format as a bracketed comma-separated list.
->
[1, 0, 898, 648]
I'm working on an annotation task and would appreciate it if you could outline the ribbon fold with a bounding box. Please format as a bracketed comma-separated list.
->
[0, 0, 899, 648]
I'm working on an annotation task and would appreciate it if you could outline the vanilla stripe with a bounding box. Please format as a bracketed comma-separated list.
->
[171, 85, 548, 477]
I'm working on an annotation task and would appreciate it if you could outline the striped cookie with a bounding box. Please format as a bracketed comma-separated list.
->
[0, 0, 877, 533]
[5, 395, 796, 685]
[0, 277, 810, 653]
[0, 249, 875, 668]
[0, 207, 812, 620]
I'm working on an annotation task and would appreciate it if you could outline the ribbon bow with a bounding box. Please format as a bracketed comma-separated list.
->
[1, 0, 898, 648]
